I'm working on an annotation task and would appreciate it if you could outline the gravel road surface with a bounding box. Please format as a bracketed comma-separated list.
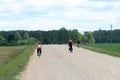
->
[19, 45, 120, 80]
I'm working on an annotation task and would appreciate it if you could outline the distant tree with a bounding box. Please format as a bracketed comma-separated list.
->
[71, 29, 80, 42]
[59, 27, 69, 43]
[7, 33, 15, 42]
[0, 35, 5, 41]
[84, 32, 94, 44]
[24, 32, 30, 40]
[49, 30, 59, 44]
[0, 35, 5, 45]
[15, 32, 21, 41]
[43, 37, 50, 44]
[37, 31, 42, 41]
[112, 29, 120, 43]
[82, 36, 88, 43]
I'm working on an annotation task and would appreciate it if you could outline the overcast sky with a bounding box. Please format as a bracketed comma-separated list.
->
[0, 0, 120, 32]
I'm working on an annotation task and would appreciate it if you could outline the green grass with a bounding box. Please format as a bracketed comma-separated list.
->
[80, 43, 120, 57]
[0, 46, 26, 66]
[0, 45, 36, 80]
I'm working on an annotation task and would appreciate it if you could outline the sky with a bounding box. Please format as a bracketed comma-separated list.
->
[0, 0, 120, 32]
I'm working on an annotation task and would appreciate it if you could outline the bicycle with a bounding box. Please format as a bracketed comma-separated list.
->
[69, 46, 73, 53]
[37, 49, 41, 58]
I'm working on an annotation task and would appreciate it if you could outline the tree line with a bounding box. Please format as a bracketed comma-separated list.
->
[0, 27, 120, 46]
[93, 29, 120, 43]
[0, 30, 36, 46]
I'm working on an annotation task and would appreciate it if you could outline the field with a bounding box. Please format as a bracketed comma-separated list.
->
[0, 46, 26, 66]
[0, 45, 36, 80]
[81, 43, 120, 57]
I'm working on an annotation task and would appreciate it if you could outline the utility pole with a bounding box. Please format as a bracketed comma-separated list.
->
[110, 24, 113, 44]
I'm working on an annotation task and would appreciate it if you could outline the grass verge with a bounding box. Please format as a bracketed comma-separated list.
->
[0, 45, 36, 80]
[0, 46, 26, 66]
[75, 43, 120, 58]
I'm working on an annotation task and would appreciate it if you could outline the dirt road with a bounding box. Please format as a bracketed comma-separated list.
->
[19, 45, 120, 80]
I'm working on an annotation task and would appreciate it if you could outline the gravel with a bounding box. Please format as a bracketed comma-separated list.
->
[18, 45, 120, 80]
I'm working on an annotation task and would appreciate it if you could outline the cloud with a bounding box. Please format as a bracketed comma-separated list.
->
[0, 0, 120, 32]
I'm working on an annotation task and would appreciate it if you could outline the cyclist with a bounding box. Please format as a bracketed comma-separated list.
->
[37, 42, 42, 56]
[68, 40, 73, 52]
